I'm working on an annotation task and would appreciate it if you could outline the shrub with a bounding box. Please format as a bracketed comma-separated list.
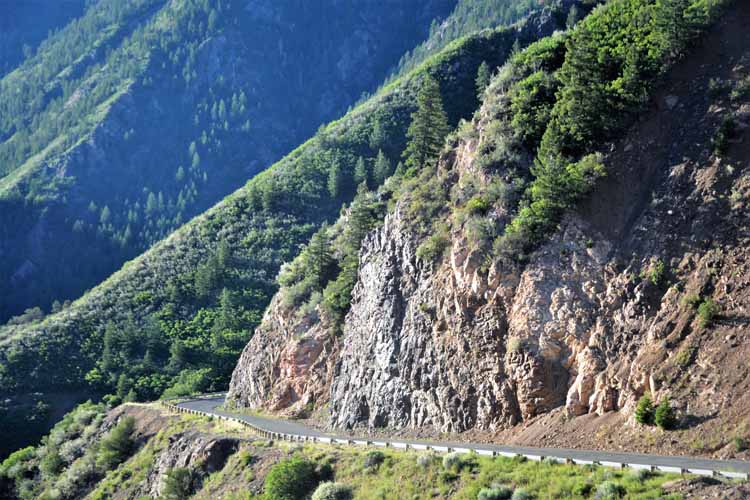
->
[311, 482, 353, 500]
[416, 223, 450, 262]
[96, 416, 135, 470]
[594, 481, 625, 499]
[641, 259, 665, 286]
[477, 484, 513, 500]
[363, 450, 385, 470]
[734, 436, 749, 452]
[680, 293, 701, 309]
[417, 454, 435, 468]
[697, 298, 719, 327]
[572, 481, 593, 496]
[466, 196, 490, 214]
[39, 448, 65, 476]
[635, 394, 654, 425]
[631, 468, 652, 483]
[161, 467, 192, 500]
[442, 452, 465, 471]
[264, 457, 317, 500]
[511, 488, 533, 500]
[655, 397, 677, 430]
[713, 115, 736, 156]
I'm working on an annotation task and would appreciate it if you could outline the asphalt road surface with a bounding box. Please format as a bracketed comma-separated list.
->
[176, 395, 750, 477]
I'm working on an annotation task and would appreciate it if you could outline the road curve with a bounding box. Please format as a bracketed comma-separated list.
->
[175, 395, 750, 479]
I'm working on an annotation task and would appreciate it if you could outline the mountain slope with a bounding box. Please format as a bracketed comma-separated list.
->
[228, 0, 749, 459]
[0, 0, 567, 456]
[0, 0, 455, 323]
[0, 0, 87, 77]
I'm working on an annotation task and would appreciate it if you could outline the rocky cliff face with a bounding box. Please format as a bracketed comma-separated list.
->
[227, 1, 578, 419]
[330, 6, 750, 437]
[229, 4, 750, 454]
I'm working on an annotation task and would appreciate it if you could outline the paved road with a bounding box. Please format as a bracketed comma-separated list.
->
[176, 395, 750, 477]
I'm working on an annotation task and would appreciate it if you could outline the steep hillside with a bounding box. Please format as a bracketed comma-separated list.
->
[0, 1, 571, 456]
[228, 0, 749, 459]
[1, 403, 737, 500]
[0, 0, 87, 77]
[0, 0, 455, 323]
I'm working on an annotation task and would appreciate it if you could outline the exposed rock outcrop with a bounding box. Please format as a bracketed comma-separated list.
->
[229, 1, 750, 453]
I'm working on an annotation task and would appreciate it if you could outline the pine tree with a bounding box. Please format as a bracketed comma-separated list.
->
[345, 184, 380, 253]
[304, 225, 334, 290]
[476, 61, 491, 100]
[327, 159, 343, 199]
[373, 150, 392, 185]
[354, 156, 369, 188]
[101, 322, 119, 374]
[402, 75, 450, 171]
[635, 393, 655, 425]
[369, 117, 388, 151]
[655, 397, 677, 430]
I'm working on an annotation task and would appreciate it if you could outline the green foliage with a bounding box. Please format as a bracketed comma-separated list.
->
[161, 467, 193, 500]
[655, 397, 677, 430]
[478, 484, 513, 500]
[511, 489, 533, 500]
[442, 452, 466, 471]
[641, 259, 666, 286]
[363, 450, 386, 470]
[594, 481, 625, 499]
[311, 481, 353, 500]
[697, 298, 719, 327]
[96, 416, 135, 470]
[476, 61, 492, 99]
[416, 224, 451, 262]
[403, 76, 451, 171]
[713, 114, 736, 156]
[635, 393, 655, 425]
[264, 457, 318, 500]
[161, 368, 213, 400]
[734, 436, 749, 452]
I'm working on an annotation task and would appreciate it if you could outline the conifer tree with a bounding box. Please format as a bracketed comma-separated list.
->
[305, 225, 334, 290]
[373, 149, 392, 185]
[476, 61, 491, 100]
[327, 159, 343, 199]
[354, 156, 369, 188]
[403, 75, 450, 172]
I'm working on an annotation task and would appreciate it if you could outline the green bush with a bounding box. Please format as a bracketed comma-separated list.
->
[642, 259, 665, 286]
[311, 481, 353, 500]
[635, 394, 654, 426]
[96, 416, 135, 470]
[594, 481, 625, 499]
[161, 467, 192, 500]
[442, 452, 466, 471]
[713, 114, 736, 155]
[417, 230, 451, 263]
[654, 397, 677, 430]
[697, 298, 719, 327]
[363, 450, 385, 470]
[734, 436, 749, 452]
[39, 449, 64, 477]
[680, 293, 701, 309]
[511, 489, 533, 500]
[466, 196, 490, 214]
[478, 484, 513, 500]
[264, 457, 317, 500]
[572, 481, 593, 496]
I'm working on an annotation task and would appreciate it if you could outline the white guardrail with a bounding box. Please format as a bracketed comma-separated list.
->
[160, 400, 749, 481]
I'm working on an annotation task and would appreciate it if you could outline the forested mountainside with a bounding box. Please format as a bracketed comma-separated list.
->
[0, 0, 576, 456]
[229, 0, 750, 460]
[0, 0, 87, 77]
[0, 0, 456, 324]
